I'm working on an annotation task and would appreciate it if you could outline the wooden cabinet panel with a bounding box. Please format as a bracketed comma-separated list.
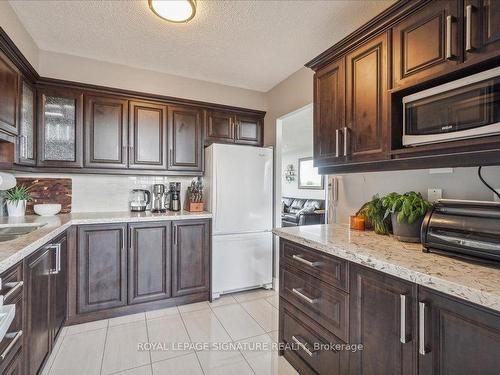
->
[314, 58, 345, 163]
[393, 0, 460, 88]
[77, 224, 127, 313]
[85, 95, 128, 168]
[129, 101, 167, 170]
[234, 115, 262, 146]
[464, 0, 500, 63]
[17, 79, 36, 166]
[168, 105, 203, 172]
[37, 86, 83, 167]
[206, 110, 234, 144]
[418, 287, 500, 375]
[0, 49, 19, 135]
[349, 265, 417, 375]
[51, 234, 67, 340]
[346, 32, 388, 161]
[128, 222, 171, 304]
[25, 246, 52, 375]
[172, 219, 210, 297]
[0, 347, 23, 375]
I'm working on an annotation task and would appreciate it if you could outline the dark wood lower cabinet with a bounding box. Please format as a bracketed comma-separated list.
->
[128, 222, 171, 304]
[77, 224, 127, 314]
[51, 234, 67, 340]
[418, 287, 500, 375]
[349, 265, 417, 375]
[172, 219, 210, 297]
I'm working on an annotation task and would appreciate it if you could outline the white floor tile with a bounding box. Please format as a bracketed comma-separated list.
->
[101, 321, 150, 374]
[212, 303, 265, 341]
[233, 289, 277, 303]
[209, 295, 237, 308]
[65, 319, 108, 335]
[109, 312, 145, 327]
[40, 333, 65, 375]
[49, 328, 106, 375]
[111, 365, 152, 375]
[181, 309, 232, 344]
[265, 294, 279, 309]
[267, 330, 279, 343]
[146, 314, 193, 362]
[196, 349, 254, 375]
[145, 306, 179, 320]
[152, 353, 203, 375]
[178, 301, 210, 313]
[240, 298, 279, 332]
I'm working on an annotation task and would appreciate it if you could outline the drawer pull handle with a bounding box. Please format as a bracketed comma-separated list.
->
[292, 255, 317, 268]
[292, 288, 316, 304]
[3, 281, 23, 301]
[0, 330, 22, 361]
[292, 335, 315, 357]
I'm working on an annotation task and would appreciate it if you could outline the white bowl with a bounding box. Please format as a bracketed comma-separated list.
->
[34, 204, 62, 216]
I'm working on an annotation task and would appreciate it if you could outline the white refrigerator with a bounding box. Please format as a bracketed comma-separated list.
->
[205, 144, 273, 299]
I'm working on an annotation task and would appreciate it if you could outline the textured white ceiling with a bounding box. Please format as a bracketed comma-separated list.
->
[9, 0, 394, 92]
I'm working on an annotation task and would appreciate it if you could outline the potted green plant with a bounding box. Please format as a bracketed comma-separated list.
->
[382, 191, 432, 243]
[3, 184, 32, 217]
[365, 195, 391, 235]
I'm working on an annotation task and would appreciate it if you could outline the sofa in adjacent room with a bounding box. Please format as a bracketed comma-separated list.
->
[281, 197, 326, 227]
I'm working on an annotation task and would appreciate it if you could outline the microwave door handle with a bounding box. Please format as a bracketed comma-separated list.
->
[430, 233, 500, 252]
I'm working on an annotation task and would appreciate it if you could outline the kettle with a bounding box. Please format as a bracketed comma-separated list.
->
[130, 189, 151, 212]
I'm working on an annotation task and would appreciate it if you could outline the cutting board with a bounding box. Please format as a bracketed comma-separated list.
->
[15, 177, 72, 214]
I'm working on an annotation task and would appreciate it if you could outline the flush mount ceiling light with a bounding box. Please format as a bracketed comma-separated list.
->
[148, 0, 196, 23]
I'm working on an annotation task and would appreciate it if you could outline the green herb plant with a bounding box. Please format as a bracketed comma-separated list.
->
[3, 185, 32, 203]
[366, 195, 391, 235]
[382, 191, 432, 224]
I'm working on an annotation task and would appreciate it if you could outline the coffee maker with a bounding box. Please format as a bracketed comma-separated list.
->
[151, 184, 167, 212]
[168, 182, 181, 211]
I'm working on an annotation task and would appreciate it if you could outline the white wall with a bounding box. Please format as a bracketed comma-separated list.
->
[13, 172, 198, 213]
[329, 166, 500, 224]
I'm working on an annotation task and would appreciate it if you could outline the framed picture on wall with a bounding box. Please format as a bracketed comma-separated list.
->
[298, 157, 324, 190]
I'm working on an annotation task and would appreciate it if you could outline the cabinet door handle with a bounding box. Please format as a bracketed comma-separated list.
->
[173, 225, 177, 245]
[419, 302, 427, 355]
[3, 281, 23, 302]
[291, 335, 315, 357]
[335, 129, 341, 157]
[56, 243, 61, 272]
[169, 149, 174, 164]
[400, 294, 408, 344]
[292, 288, 316, 304]
[446, 15, 455, 59]
[465, 5, 474, 52]
[343, 127, 350, 157]
[47, 244, 59, 274]
[0, 330, 23, 361]
[292, 255, 317, 268]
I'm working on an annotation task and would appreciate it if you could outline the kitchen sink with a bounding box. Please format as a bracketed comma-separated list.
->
[0, 223, 46, 242]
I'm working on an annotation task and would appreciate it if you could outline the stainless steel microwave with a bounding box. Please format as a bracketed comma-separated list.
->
[403, 67, 500, 147]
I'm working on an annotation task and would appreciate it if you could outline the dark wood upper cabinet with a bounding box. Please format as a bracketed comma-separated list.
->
[314, 57, 345, 164]
[172, 219, 210, 297]
[345, 32, 388, 162]
[77, 224, 127, 314]
[167, 105, 203, 172]
[25, 246, 52, 375]
[418, 287, 500, 374]
[37, 86, 83, 167]
[464, 0, 500, 63]
[350, 265, 417, 375]
[393, 0, 460, 88]
[205, 110, 234, 144]
[85, 94, 128, 169]
[0, 49, 19, 135]
[129, 101, 167, 170]
[128, 222, 171, 305]
[17, 79, 36, 166]
[234, 115, 262, 146]
[51, 233, 67, 340]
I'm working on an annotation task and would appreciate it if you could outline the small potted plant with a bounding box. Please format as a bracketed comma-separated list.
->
[365, 195, 391, 235]
[4, 184, 32, 217]
[382, 191, 432, 243]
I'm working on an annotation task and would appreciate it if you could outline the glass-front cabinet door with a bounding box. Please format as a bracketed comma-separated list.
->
[17, 80, 36, 165]
[38, 86, 83, 167]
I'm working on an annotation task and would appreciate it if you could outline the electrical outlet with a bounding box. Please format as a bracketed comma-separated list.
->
[494, 189, 500, 202]
[428, 188, 442, 202]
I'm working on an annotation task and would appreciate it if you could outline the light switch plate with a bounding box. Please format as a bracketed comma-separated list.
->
[428, 188, 442, 202]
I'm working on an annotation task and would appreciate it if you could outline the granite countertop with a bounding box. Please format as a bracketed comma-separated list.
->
[0, 210, 212, 273]
[273, 224, 500, 313]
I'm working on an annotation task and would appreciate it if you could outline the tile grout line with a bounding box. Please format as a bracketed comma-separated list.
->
[178, 306, 207, 375]
[98, 320, 110, 375]
[43, 330, 66, 375]
[144, 314, 153, 374]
